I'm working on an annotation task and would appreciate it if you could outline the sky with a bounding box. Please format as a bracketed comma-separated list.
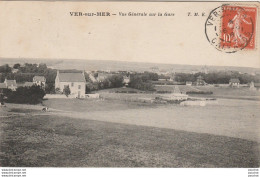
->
[0, 2, 259, 68]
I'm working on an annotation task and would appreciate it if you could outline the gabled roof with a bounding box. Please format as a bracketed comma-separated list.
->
[33, 76, 46, 82]
[0, 83, 7, 89]
[24, 82, 34, 87]
[230, 78, 240, 83]
[5, 80, 17, 87]
[57, 73, 86, 82]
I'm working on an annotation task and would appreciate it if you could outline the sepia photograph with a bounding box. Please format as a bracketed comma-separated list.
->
[0, 1, 259, 174]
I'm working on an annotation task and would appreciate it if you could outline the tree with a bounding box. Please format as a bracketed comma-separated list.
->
[45, 83, 55, 94]
[63, 85, 71, 97]
[128, 74, 155, 91]
[13, 63, 21, 69]
[0, 64, 12, 73]
[108, 74, 124, 88]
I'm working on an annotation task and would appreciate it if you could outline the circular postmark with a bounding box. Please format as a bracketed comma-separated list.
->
[205, 5, 255, 53]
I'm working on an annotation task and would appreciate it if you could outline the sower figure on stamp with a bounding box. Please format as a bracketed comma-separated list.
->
[227, 9, 252, 47]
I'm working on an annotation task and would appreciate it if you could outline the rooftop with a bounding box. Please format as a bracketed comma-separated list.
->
[57, 72, 86, 82]
[33, 76, 46, 82]
[5, 79, 17, 87]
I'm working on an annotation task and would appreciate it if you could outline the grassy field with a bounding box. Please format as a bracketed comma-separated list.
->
[0, 113, 259, 167]
[43, 98, 158, 113]
[154, 85, 260, 100]
[1, 87, 259, 167]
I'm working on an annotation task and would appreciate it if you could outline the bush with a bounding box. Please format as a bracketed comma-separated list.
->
[4, 86, 45, 104]
[63, 86, 71, 97]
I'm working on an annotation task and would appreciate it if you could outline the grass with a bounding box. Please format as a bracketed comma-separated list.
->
[43, 98, 158, 113]
[0, 113, 259, 167]
[155, 85, 260, 100]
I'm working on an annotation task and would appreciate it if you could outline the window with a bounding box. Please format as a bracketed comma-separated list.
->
[71, 82, 74, 87]
[78, 85, 81, 89]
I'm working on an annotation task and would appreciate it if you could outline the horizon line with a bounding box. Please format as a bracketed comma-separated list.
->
[1, 57, 260, 69]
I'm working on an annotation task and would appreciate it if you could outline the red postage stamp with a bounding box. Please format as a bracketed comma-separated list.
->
[221, 6, 257, 50]
[205, 5, 257, 53]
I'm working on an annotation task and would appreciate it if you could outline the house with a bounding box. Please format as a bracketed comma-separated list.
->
[186, 81, 192, 86]
[123, 76, 130, 86]
[96, 73, 113, 82]
[250, 82, 260, 91]
[4, 79, 17, 91]
[11, 69, 19, 73]
[55, 71, 86, 98]
[229, 78, 240, 87]
[33, 76, 46, 88]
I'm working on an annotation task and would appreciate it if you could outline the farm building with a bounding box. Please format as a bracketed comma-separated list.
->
[55, 71, 86, 98]
[229, 78, 240, 87]
[195, 75, 206, 86]
[123, 76, 130, 86]
[33, 76, 46, 88]
[88, 72, 113, 82]
[186, 81, 192, 86]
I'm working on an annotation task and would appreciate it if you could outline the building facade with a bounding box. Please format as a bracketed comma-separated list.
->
[229, 78, 240, 87]
[33, 76, 46, 88]
[55, 71, 86, 98]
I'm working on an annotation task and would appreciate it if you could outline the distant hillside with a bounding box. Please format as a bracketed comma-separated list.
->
[1, 58, 260, 74]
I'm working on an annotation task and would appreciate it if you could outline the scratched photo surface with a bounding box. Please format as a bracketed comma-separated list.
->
[0, 2, 259, 167]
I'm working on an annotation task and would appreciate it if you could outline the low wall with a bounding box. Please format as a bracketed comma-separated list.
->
[180, 100, 218, 106]
[44, 94, 74, 99]
[85, 94, 100, 98]
[44, 94, 100, 99]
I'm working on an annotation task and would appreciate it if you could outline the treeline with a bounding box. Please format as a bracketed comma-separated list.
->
[1, 86, 45, 104]
[128, 72, 159, 91]
[174, 71, 260, 84]
[86, 74, 124, 93]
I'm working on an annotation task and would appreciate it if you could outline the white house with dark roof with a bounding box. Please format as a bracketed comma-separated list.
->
[229, 78, 240, 88]
[55, 71, 86, 98]
[33, 76, 46, 88]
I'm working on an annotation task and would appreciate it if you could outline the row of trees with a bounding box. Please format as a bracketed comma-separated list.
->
[128, 72, 157, 91]
[174, 71, 260, 84]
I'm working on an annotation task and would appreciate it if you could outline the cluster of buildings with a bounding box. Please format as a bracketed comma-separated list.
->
[0, 76, 46, 91]
[1, 68, 260, 99]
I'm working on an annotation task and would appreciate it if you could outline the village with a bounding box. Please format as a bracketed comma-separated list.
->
[1, 62, 260, 107]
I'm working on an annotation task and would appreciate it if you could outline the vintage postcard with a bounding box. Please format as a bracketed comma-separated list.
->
[0, 0, 259, 174]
